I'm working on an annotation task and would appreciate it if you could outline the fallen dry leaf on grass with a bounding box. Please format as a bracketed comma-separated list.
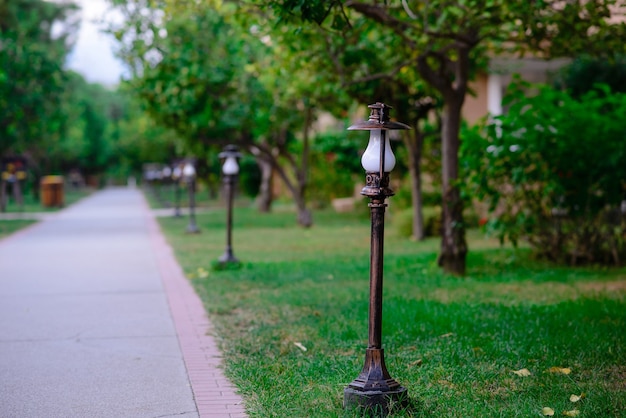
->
[542, 407, 555, 416]
[409, 359, 423, 367]
[569, 394, 582, 403]
[563, 409, 580, 416]
[473, 347, 484, 356]
[513, 368, 532, 377]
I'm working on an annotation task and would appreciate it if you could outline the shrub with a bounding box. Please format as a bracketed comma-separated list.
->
[555, 55, 626, 98]
[308, 131, 362, 205]
[238, 155, 261, 197]
[461, 80, 626, 265]
[393, 206, 442, 238]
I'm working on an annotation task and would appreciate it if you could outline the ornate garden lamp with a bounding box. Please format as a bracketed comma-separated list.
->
[343, 102, 410, 415]
[218, 145, 242, 264]
[183, 160, 200, 234]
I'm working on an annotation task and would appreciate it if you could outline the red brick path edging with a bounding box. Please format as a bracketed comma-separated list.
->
[144, 201, 248, 418]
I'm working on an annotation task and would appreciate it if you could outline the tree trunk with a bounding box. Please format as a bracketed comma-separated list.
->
[404, 130, 425, 240]
[437, 98, 467, 275]
[273, 163, 312, 227]
[255, 156, 273, 212]
[294, 192, 313, 227]
[0, 180, 6, 212]
[250, 138, 313, 228]
[296, 104, 313, 227]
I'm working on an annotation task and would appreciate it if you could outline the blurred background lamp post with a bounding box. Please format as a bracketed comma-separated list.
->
[172, 162, 183, 218]
[161, 165, 172, 210]
[343, 103, 410, 415]
[161, 165, 172, 182]
[183, 161, 200, 234]
[218, 145, 242, 264]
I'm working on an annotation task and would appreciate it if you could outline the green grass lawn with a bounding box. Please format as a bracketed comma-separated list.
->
[157, 200, 626, 417]
[0, 187, 94, 239]
[1, 186, 93, 213]
[142, 182, 213, 209]
[0, 219, 37, 239]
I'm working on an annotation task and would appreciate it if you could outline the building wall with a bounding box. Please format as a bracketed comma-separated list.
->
[462, 58, 571, 125]
[463, 73, 489, 125]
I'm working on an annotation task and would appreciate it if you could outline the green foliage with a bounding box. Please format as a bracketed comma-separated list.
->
[0, 0, 147, 181]
[55, 74, 114, 174]
[462, 80, 626, 265]
[313, 131, 363, 174]
[255, 0, 626, 273]
[0, 0, 77, 158]
[136, 11, 253, 140]
[394, 184, 442, 210]
[393, 206, 442, 239]
[109, 89, 182, 180]
[504, 1, 626, 58]
[238, 155, 262, 197]
[268, 0, 341, 25]
[108, 1, 354, 225]
[308, 131, 362, 204]
[555, 55, 626, 98]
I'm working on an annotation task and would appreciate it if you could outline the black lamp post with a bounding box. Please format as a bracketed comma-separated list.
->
[161, 164, 173, 208]
[183, 160, 200, 234]
[172, 162, 183, 218]
[343, 102, 410, 415]
[218, 145, 242, 264]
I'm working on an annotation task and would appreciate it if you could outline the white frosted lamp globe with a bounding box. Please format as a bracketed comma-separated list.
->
[183, 163, 196, 178]
[222, 156, 239, 175]
[360, 130, 396, 173]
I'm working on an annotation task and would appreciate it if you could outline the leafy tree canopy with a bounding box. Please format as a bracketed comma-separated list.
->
[0, 0, 78, 157]
[259, 0, 626, 274]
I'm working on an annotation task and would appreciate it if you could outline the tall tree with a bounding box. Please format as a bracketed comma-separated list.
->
[299, 14, 440, 241]
[107, 0, 351, 226]
[0, 0, 78, 161]
[259, 0, 626, 275]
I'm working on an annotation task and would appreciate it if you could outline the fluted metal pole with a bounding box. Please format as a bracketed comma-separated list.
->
[219, 174, 238, 264]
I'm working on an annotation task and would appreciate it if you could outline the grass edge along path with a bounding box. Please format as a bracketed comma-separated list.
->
[0, 219, 38, 240]
[0, 188, 94, 240]
[157, 203, 626, 417]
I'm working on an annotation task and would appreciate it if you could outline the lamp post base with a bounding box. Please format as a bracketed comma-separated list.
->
[344, 348, 408, 416]
[218, 250, 239, 265]
[186, 223, 200, 234]
[344, 387, 408, 417]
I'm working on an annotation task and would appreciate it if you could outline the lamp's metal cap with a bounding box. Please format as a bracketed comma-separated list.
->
[218, 144, 243, 159]
[348, 102, 411, 131]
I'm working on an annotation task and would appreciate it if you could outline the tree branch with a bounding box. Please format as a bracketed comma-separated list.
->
[344, 60, 411, 86]
[345, 1, 417, 48]
[417, 50, 453, 97]
[423, 28, 480, 48]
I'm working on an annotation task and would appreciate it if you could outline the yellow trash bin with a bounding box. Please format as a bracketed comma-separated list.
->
[40, 176, 64, 208]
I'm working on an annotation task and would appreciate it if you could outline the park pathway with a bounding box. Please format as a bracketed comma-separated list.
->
[0, 187, 246, 418]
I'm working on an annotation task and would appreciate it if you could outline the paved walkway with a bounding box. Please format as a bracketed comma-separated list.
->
[0, 188, 247, 418]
